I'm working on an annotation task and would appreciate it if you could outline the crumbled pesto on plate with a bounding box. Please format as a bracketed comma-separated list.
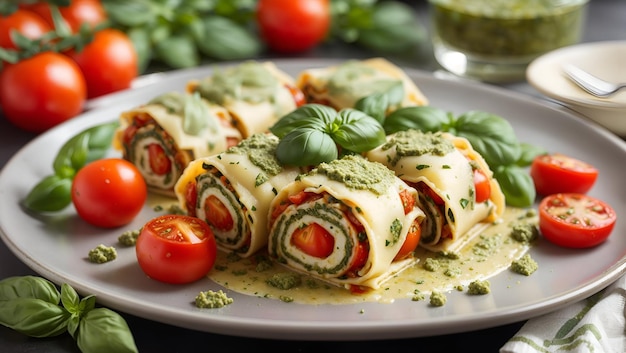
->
[88, 244, 117, 264]
[266, 272, 302, 290]
[511, 253, 538, 276]
[118, 229, 140, 247]
[510, 222, 539, 243]
[467, 279, 491, 295]
[430, 290, 447, 307]
[195, 290, 234, 308]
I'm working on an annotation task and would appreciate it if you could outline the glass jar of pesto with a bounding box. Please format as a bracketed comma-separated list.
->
[429, 0, 589, 82]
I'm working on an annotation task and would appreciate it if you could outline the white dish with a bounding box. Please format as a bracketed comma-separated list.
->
[526, 40, 626, 136]
[1, 59, 625, 341]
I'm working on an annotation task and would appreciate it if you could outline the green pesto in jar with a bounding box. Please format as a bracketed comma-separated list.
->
[381, 130, 455, 167]
[311, 155, 396, 196]
[226, 133, 283, 177]
[430, 0, 587, 57]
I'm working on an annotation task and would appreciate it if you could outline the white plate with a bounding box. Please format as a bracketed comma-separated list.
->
[1, 59, 625, 341]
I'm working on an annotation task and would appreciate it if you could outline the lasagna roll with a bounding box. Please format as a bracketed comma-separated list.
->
[295, 57, 428, 111]
[113, 91, 242, 196]
[366, 129, 505, 252]
[187, 61, 303, 138]
[174, 133, 301, 258]
[267, 155, 425, 290]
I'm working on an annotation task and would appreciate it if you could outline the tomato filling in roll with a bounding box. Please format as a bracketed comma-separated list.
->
[270, 189, 421, 281]
[182, 163, 252, 253]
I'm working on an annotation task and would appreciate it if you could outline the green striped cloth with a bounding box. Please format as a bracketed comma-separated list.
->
[500, 276, 625, 353]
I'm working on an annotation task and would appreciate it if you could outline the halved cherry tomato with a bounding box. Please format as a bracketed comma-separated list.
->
[147, 144, 171, 175]
[136, 214, 217, 284]
[204, 195, 234, 231]
[399, 189, 416, 215]
[531, 153, 598, 195]
[71, 158, 147, 228]
[473, 168, 491, 203]
[539, 193, 616, 248]
[0, 9, 52, 50]
[291, 222, 335, 258]
[184, 182, 198, 217]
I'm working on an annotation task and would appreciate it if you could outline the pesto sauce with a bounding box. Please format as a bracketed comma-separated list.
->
[226, 134, 283, 177]
[381, 130, 455, 167]
[312, 155, 396, 196]
[208, 207, 538, 306]
[327, 60, 402, 100]
[196, 61, 279, 105]
[195, 290, 234, 308]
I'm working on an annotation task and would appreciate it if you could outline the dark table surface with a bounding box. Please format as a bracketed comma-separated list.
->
[1, 1, 625, 352]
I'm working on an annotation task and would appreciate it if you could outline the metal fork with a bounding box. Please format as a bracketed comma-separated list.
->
[562, 64, 626, 98]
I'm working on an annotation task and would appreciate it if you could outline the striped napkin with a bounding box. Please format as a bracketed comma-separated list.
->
[500, 275, 626, 353]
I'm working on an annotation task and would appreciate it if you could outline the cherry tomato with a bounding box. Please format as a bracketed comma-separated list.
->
[71, 158, 147, 228]
[530, 153, 598, 195]
[256, 0, 330, 53]
[0, 52, 86, 133]
[291, 222, 335, 258]
[136, 214, 217, 284]
[66, 28, 138, 98]
[203, 195, 234, 231]
[473, 168, 492, 203]
[539, 193, 616, 248]
[0, 9, 51, 50]
[23, 0, 107, 33]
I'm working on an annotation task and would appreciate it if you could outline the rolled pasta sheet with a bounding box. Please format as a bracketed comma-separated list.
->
[186, 61, 302, 138]
[366, 130, 505, 253]
[268, 155, 425, 290]
[174, 133, 301, 257]
[295, 57, 428, 111]
[113, 91, 242, 196]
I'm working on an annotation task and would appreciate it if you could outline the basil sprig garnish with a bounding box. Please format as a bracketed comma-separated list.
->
[383, 106, 545, 207]
[0, 276, 137, 353]
[23, 122, 119, 212]
[270, 104, 386, 167]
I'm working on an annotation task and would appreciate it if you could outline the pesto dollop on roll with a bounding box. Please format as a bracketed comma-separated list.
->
[267, 155, 425, 290]
[175, 133, 301, 258]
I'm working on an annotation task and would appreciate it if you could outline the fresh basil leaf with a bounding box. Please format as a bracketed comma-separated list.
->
[196, 16, 261, 60]
[68, 294, 97, 338]
[270, 104, 337, 138]
[0, 276, 61, 304]
[383, 106, 453, 134]
[276, 128, 338, 166]
[0, 298, 70, 337]
[102, 0, 157, 27]
[493, 165, 536, 207]
[356, 1, 426, 53]
[23, 175, 73, 212]
[60, 283, 81, 315]
[52, 122, 118, 176]
[452, 111, 521, 167]
[517, 142, 547, 167]
[76, 308, 138, 353]
[154, 34, 199, 68]
[354, 93, 388, 124]
[126, 27, 152, 74]
[333, 109, 386, 152]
